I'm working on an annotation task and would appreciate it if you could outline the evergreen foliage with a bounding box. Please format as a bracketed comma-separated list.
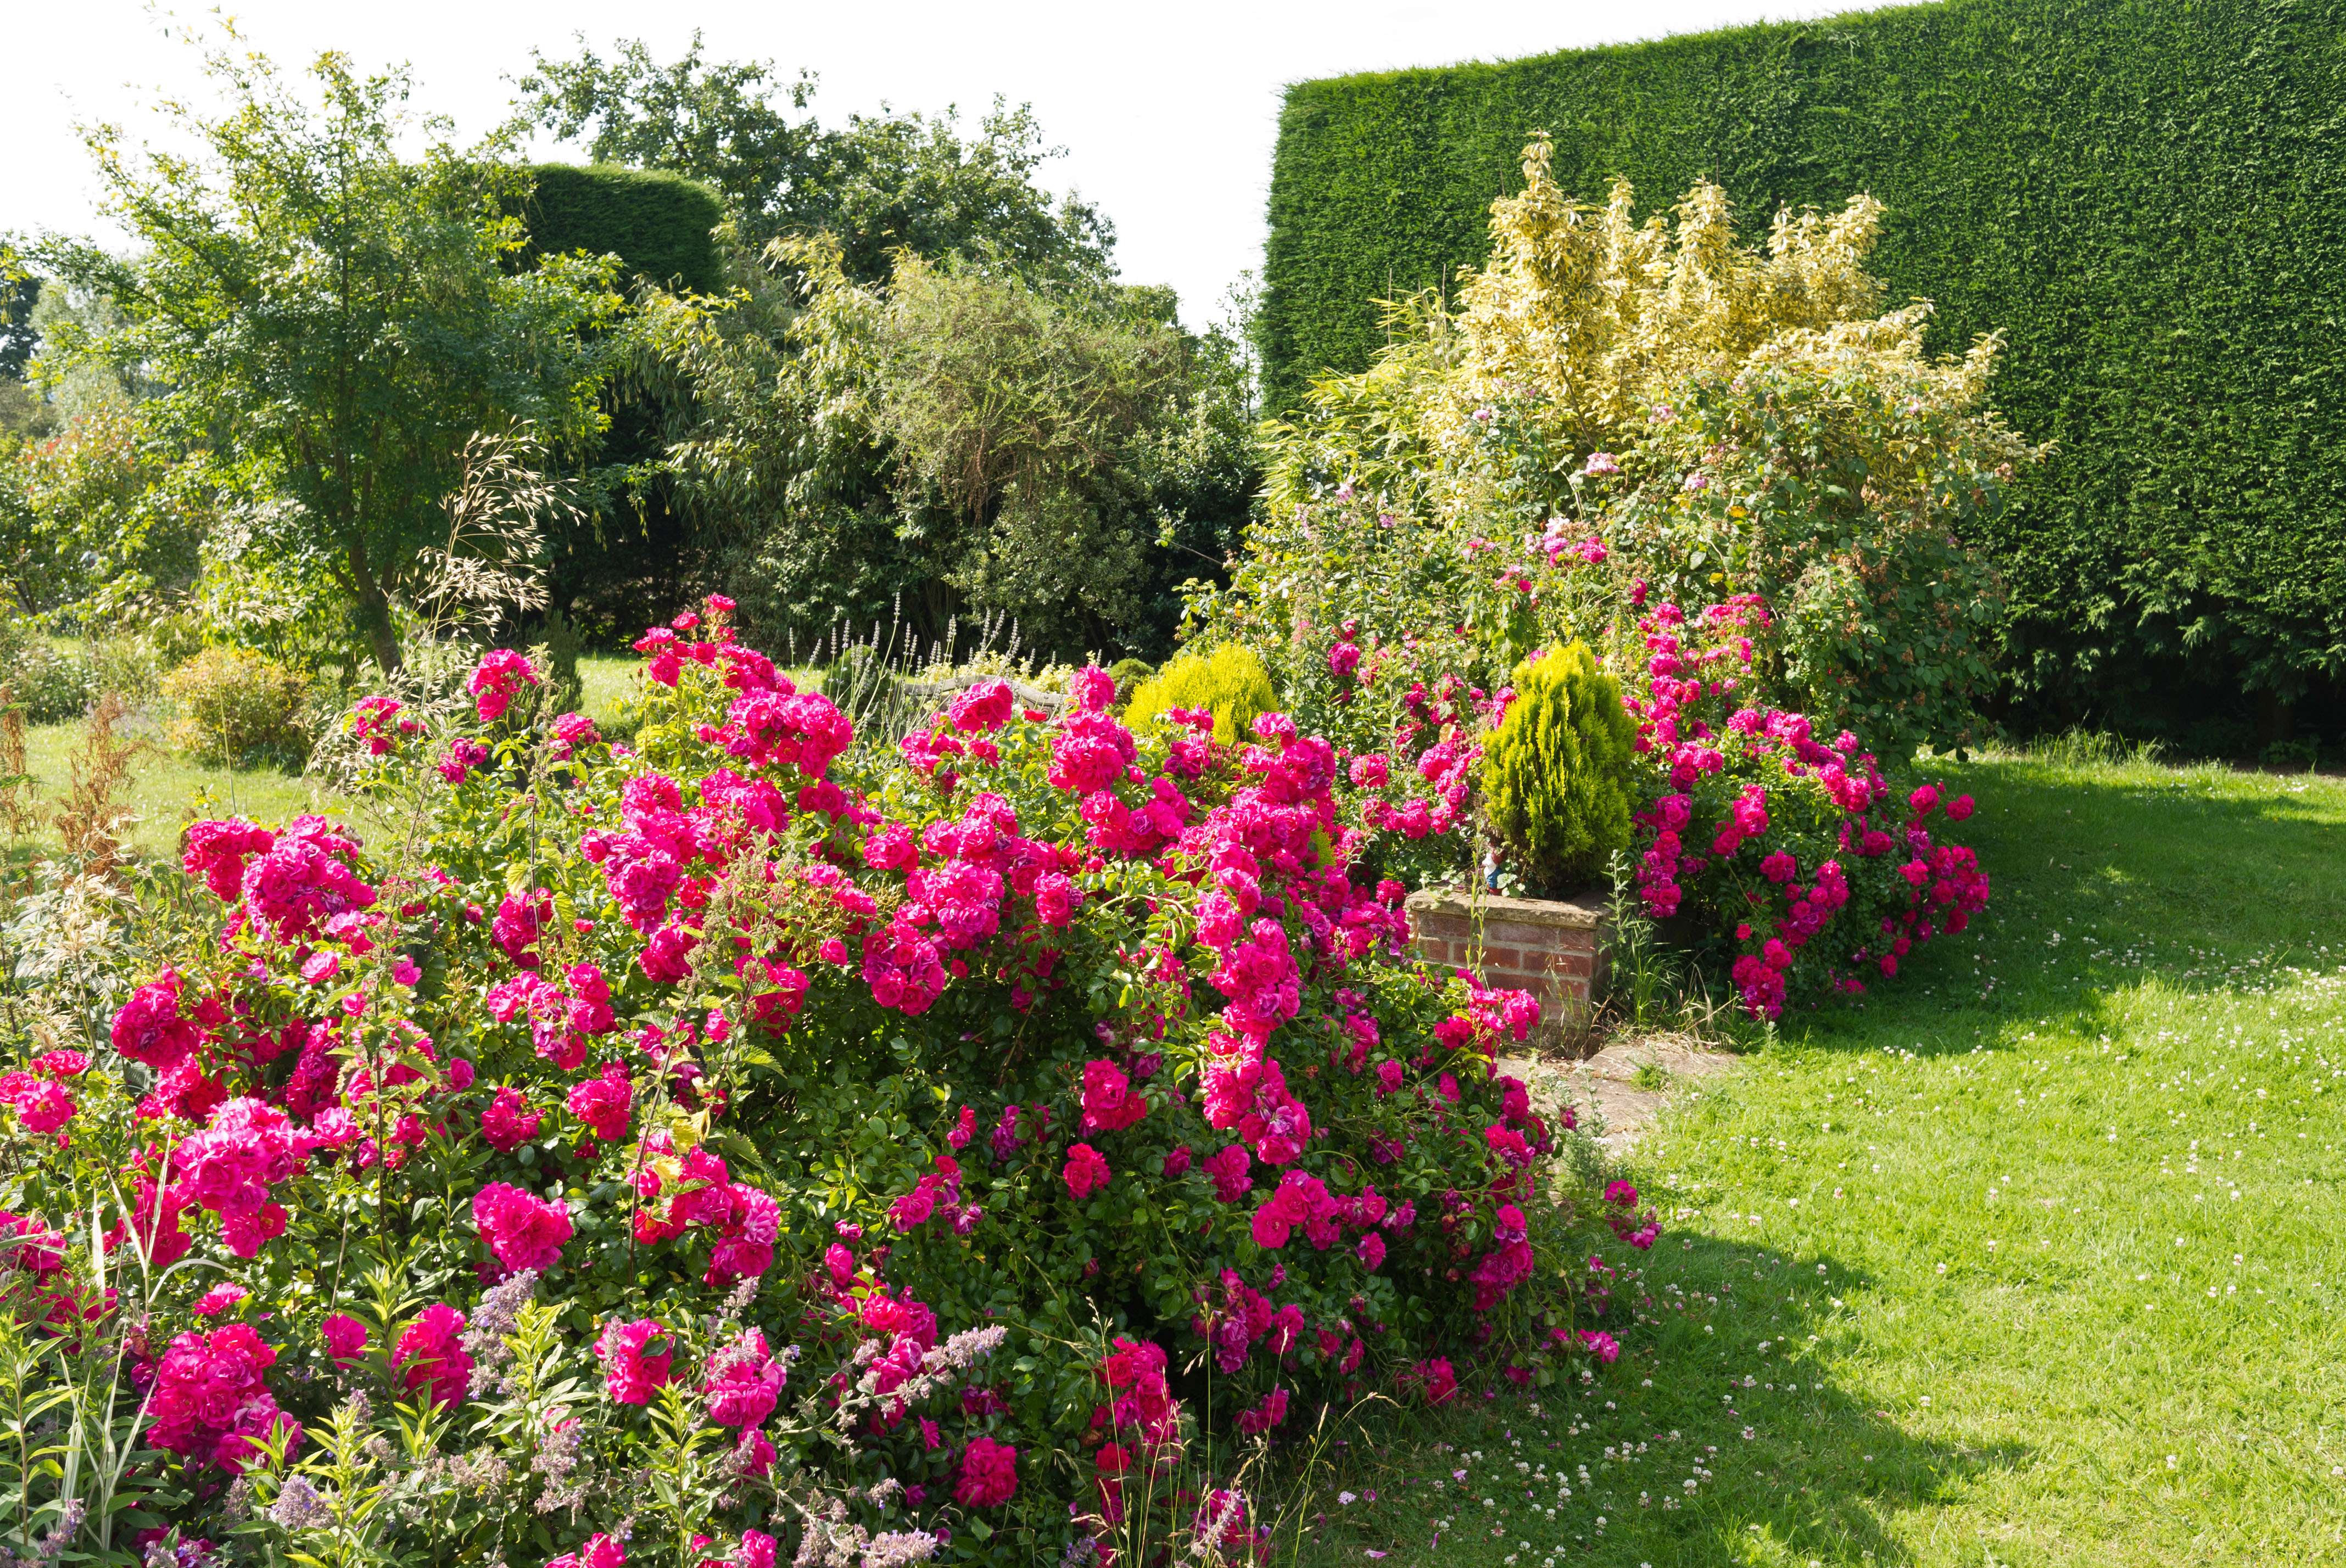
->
[1481, 641, 1635, 895]
[1122, 643, 1280, 743]
[1260, 0, 2346, 742]
[513, 163, 725, 296]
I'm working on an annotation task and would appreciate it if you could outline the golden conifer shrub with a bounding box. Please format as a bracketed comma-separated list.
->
[1122, 644, 1280, 744]
[1481, 641, 1636, 895]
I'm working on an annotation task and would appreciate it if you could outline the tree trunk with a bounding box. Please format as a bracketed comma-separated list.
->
[350, 538, 402, 675]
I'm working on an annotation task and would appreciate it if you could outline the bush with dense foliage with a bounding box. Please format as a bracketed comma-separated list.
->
[160, 646, 310, 765]
[1258, 0, 2346, 742]
[1481, 642, 1635, 897]
[0, 633, 94, 724]
[1187, 148, 1997, 1012]
[1252, 138, 2038, 759]
[4, 604, 1646, 1563]
[1614, 593, 1988, 1017]
[635, 238, 1259, 665]
[0, 405, 204, 629]
[1121, 646, 1280, 746]
[512, 163, 728, 296]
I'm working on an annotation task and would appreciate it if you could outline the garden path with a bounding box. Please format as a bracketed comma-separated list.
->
[1505, 1033, 1740, 1151]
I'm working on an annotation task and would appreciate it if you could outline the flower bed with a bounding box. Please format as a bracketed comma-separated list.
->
[1619, 595, 1990, 1017]
[1403, 888, 1607, 1046]
[8, 603, 1649, 1565]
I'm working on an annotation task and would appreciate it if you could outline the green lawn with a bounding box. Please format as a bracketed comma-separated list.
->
[16, 716, 335, 863]
[1286, 751, 2346, 1567]
[13, 653, 647, 864]
[575, 650, 640, 723]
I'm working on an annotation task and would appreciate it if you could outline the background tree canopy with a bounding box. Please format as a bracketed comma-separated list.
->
[19, 41, 628, 674]
[2, 29, 1258, 679]
[516, 35, 1254, 664]
[632, 238, 1255, 664]
[512, 33, 1117, 287]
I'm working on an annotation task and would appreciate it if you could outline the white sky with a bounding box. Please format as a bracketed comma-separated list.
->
[6, 0, 1862, 330]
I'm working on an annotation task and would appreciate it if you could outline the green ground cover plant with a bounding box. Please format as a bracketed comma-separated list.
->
[1264, 747, 2346, 1566]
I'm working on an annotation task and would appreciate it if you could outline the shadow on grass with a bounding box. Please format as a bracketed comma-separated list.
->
[1269, 1232, 2010, 1566]
[1760, 757, 2346, 1066]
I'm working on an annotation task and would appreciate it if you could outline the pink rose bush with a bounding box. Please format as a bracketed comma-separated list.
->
[1620, 595, 1991, 1017]
[16, 600, 1633, 1560]
[147, 1323, 302, 1473]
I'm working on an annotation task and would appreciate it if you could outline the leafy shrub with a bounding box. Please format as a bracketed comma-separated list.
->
[87, 635, 166, 708]
[1249, 141, 2040, 759]
[1482, 642, 1635, 896]
[0, 404, 204, 625]
[0, 631, 96, 723]
[16, 604, 1645, 1563]
[1618, 595, 1990, 1018]
[1122, 644, 1278, 743]
[1105, 657, 1154, 709]
[160, 645, 309, 764]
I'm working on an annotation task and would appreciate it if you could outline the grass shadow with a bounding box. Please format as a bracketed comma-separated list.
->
[1275, 1231, 2010, 1566]
[1756, 755, 2346, 1068]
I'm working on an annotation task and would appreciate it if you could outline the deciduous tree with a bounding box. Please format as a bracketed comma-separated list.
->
[16, 35, 625, 673]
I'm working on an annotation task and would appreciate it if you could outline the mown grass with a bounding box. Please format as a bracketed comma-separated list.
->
[1281, 752, 2346, 1567]
[8, 652, 647, 864]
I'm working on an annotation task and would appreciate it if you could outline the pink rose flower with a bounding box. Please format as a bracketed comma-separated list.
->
[955, 1435, 1019, 1506]
[1063, 1143, 1111, 1199]
[471, 1181, 573, 1274]
[596, 1318, 674, 1405]
[393, 1303, 472, 1409]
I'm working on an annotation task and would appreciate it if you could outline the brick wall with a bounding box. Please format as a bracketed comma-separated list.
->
[1405, 888, 1608, 1045]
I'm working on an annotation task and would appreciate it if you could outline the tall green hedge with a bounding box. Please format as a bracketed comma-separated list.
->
[516, 164, 725, 296]
[1261, 0, 2346, 744]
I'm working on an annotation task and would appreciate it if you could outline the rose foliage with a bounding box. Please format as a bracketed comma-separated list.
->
[19, 608, 1644, 1565]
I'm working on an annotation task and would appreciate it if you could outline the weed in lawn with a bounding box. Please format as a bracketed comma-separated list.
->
[51, 693, 143, 878]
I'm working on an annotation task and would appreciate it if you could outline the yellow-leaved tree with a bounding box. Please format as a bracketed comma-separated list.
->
[1238, 135, 2046, 756]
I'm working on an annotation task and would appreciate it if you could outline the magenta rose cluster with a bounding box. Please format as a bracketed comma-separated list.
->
[51, 597, 1635, 1557]
[1622, 593, 1991, 1017]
